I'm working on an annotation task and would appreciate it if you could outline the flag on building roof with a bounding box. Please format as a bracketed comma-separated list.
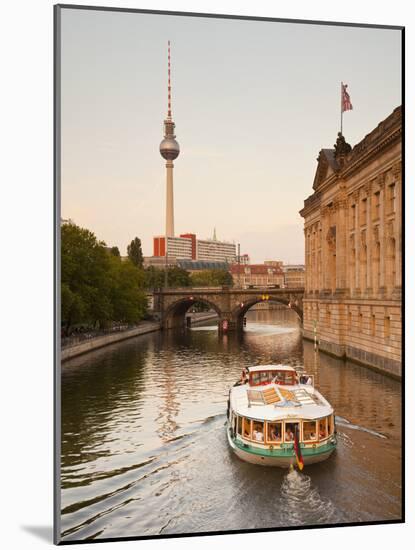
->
[341, 82, 353, 112]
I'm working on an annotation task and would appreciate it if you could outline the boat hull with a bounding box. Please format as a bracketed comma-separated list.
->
[227, 428, 336, 468]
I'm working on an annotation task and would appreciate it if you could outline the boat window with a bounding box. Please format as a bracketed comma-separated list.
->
[266, 421, 282, 443]
[232, 414, 237, 433]
[252, 420, 264, 442]
[284, 422, 299, 442]
[303, 420, 317, 442]
[237, 416, 243, 436]
[327, 414, 334, 436]
[251, 372, 261, 385]
[243, 417, 252, 439]
[260, 371, 269, 383]
[274, 371, 295, 385]
[318, 417, 328, 440]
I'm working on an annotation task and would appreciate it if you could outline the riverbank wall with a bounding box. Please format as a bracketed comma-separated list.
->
[303, 332, 401, 381]
[61, 321, 161, 362]
[61, 312, 219, 362]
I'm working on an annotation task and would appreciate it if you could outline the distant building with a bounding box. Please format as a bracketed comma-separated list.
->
[196, 238, 236, 263]
[152, 232, 236, 263]
[143, 255, 178, 268]
[264, 260, 283, 268]
[283, 265, 305, 288]
[153, 235, 194, 260]
[300, 106, 402, 378]
[177, 259, 229, 273]
[230, 264, 284, 288]
[234, 253, 250, 265]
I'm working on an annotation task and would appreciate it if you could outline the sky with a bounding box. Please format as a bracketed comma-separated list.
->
[60, 8, 401, 263]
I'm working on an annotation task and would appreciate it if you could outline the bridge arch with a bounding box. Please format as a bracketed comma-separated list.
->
[231, 297, 303, 330]
[162, 296, 221, 330]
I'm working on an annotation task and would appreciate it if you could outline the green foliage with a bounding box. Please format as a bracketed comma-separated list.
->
[127, 237, 144, 268]
[110, 246, 121, 257]
[61, 223, 147, 332]
[190, 269, 233, 287]
[109, 257, 147, 324]
[143, 265, 191, 289]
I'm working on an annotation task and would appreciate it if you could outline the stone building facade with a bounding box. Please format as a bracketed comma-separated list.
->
[300, 106, 402, 378]
[229, 264, 285, 289]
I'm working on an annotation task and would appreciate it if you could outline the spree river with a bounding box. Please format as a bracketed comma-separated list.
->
[60, 308, 402, 541]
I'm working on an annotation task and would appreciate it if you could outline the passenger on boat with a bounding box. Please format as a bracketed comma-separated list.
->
[241, 369, 248, 384]
[285, 428, 294, 441]
[252, 429, 264, 442]
[270, 427, 281, 441]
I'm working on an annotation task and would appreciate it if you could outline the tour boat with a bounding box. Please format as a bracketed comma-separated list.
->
[227, 365, 336, 468]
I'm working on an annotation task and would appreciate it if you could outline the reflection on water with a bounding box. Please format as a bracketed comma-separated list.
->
[60, 308, 402, 541]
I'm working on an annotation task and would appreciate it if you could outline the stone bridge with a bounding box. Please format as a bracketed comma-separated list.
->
[152, 287, 304, 332]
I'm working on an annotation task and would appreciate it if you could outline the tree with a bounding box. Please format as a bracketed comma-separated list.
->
[190, 269, 233, 287]
[143, 265, 191, 289]
[61, 224, 149, 332]
[110, 246, 120, 257]
[109, 257, 147, 323]
[167, 266, 191, 287]
[127, 237, 144, 268]
[61, 223, 114, 331]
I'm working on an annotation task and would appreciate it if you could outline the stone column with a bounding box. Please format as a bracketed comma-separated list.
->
[393, 162, 402, 290]
[366, 182, 373, 295]
[335, 195, 347, 292]
[353, 190, 360, 291]
[320, 207, 330, 291]
[378, 174, 386, 292]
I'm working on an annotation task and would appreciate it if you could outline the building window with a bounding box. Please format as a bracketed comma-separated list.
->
[359, 311, 363, 332]
[327, 308, 331, 327]
[371, 314, 376, 336]
[384, 316, 391, 339]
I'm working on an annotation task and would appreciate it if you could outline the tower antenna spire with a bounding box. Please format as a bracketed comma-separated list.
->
[160, 40, 180, 239]
[167, 40, 172, 119]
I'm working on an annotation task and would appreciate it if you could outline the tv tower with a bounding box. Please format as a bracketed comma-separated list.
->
[159, 40, 180, 238]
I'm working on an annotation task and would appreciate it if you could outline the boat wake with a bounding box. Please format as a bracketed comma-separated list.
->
[279, 468, 337, 526]
[336, 416, 387, 439]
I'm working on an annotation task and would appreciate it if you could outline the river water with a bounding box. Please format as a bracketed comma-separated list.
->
[60, 308, 402, 542]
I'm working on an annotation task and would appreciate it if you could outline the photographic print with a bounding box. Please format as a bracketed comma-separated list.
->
[55, 5, 403, 544]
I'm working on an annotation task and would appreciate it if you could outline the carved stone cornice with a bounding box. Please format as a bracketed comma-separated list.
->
[340, 106, 402, 179]
[377, 172, 386, 190]
[321, 205, 330, 218]
[363, 181, 372, 196]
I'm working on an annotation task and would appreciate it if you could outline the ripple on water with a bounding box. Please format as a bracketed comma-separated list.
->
[279, 468, 339, 526]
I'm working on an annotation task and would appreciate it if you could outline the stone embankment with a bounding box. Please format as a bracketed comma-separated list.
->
[61, 312, 218, 362]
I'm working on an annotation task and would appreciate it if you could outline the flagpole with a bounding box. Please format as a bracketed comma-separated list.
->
[340, 82, 343, 135]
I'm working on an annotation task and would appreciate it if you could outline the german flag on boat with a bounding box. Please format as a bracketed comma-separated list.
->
[294, 427, 304, 470]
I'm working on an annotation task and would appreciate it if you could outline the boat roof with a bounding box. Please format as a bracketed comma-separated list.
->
[247, 364, 296, 373]
[230, 383, 333, 421]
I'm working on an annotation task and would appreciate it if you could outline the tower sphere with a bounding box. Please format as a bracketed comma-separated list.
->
[160, 137, 180, 160]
